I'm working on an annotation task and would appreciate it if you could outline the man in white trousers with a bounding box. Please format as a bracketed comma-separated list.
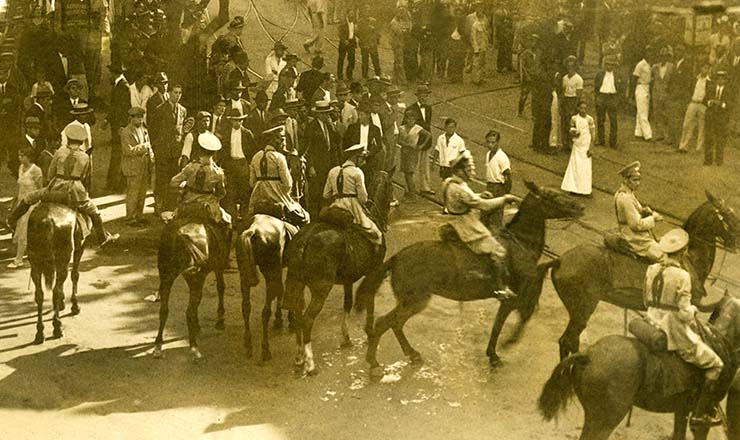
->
[632, 53, 653, 141]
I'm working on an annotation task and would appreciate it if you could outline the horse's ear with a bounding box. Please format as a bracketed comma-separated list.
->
[524, 180, 538, 193]
[706, 190, 725, 208]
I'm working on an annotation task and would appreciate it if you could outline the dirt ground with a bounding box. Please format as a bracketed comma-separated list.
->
[1, 1, 739, 439]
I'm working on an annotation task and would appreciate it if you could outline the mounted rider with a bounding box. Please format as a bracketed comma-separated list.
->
[169, 132, 231, 226]
[323, 143, 383, 248]
[247, 123, 309, 225]
[643, 228, 724, 427]
[441, 150, 521, 299]
[614, 160, 665, 261]
[6, 124, 119, 248]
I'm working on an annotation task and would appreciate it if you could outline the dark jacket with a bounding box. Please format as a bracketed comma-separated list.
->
[220, 126, 258, 163]
[109, 77, 131, 129]
[343, 122, 383, 158]
[304, 118, 340, 176]
[296, 69, 324, 105]
[594, 70, 624, 98]
[704, 81, 734, 129]
[405, 101, 433, 131]
[338, 20, 358, 48]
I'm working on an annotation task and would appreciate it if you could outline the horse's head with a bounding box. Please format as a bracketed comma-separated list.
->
[690, 191, 740, 252]
[523, 181, 585, 221]
[367, 168, 395, 232]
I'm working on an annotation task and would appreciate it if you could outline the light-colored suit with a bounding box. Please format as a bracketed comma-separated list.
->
[121, 123, 153, 219]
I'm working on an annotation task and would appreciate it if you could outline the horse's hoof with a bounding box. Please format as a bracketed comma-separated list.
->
[70, 304, 80, 316]
[409, 353, 424, 365]
[33, 333, 45, 345]
[191, 348, 203, 362]
[152, 347, 164, 358]
[273, 319, 284, 330]
[261, 349, 272, 362]
[304, 366, 319, 376]
[489, 355, 503, 368]
[52, 328, 63, 339]
[294, 356, 304, 367]
[340, 337, 353, 349]
[215, 320, 225, 331]
[369, 365, 385, 377]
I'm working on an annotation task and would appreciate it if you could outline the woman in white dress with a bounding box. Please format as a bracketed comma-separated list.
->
[561, 101, 594, 196]
[9, 148, 43, 268]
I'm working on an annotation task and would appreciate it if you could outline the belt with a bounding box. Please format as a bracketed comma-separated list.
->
[334, 193, 358, 199]
[256, 177, 281, 181]
[691, 100, 706, 104]
[185, 185, 214, 195]
[57, 175, 82, 181]
[647, 302, 680, 312]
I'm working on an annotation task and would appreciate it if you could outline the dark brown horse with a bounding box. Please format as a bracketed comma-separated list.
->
[27, 203, 89, 344]
[530, 192, 740, 360]
[538, 293, 740, 440]
[282, 170, 394, 375]
[354, 181, 585, 375]
[153, 219, 230, 360]
[235, 214, 298, 363]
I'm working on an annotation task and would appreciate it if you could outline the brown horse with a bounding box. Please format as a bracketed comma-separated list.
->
[354, 181, 585, 375]
[27, 203, 89, 344]
[282, 170, 394, 375]
[538, 293, 740, 440]
[152, 218, 230, 360]
[531, 191, 740, 360]
[235, 214, 298, 363]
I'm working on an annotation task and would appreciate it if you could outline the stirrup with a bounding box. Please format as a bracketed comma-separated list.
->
[689, 413, 722, 427]
[98, 232, 120, 249]
[493, 287, 517, 301]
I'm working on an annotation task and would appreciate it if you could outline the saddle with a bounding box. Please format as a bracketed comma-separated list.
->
[603, 232, 654, 264]
[252, 200, 308, 228]
[318, 206, 355, 229]
[174, 219, 231, 271]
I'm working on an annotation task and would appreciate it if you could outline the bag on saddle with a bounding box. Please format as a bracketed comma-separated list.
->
[629, 317, 668, 352]
[318, 206, 354, 228]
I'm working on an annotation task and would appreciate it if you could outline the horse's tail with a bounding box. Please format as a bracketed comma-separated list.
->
[538, 352, 589, 421]
[354, 256, 394, 314]
[519, 258, 561, 322]
[235, 228, 260, 287]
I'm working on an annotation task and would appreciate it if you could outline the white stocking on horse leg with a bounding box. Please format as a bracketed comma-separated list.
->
[304, 342, 317, 375]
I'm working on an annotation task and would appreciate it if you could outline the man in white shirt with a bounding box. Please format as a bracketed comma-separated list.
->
[431, 118, 467, 179]
[483, 130, 511, 227]
[560, 55, 583, 150]
[304, 0, 327, 55]
[595, 56, 621, 148]
[678, 62, 710, 153]
[223, 108, 256, 218]
[632, 54, 653, 141]
[265, 41, 288, 98]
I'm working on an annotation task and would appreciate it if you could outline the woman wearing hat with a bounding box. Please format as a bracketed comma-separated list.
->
[441, 150, 521, 299]
[643, 228, 724, 427]
[170, 131, 229, 225]
[323, 143, 382, 247]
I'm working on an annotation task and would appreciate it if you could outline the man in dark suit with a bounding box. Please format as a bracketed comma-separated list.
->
[55, 78, 85, 134]
[303, 101, 340, 218]
[210, 94, 229, 139]
[404, 84, 433, 194]
[107, 64, 131, 191]
[703, 71, 733, 166]
[221, 108, 257, 219]
[0, 55, 23, 176]
[245, 90, 268, 137]
[594, 56, 623, 148]
[148, 83, 187, 213]
[296, 56, 325, 107]
[337, 10, 357, 81]
[344, 101, 383, 188]
[26, 89, 54, 145]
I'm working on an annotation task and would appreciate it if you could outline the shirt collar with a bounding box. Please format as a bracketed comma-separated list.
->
[343, 159, 356, 167]
[115, 74, 126, 85]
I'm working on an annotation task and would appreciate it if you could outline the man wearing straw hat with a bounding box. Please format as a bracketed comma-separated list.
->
[304, 100, 340, 217]
[323, 143, 382, 248]
[222, 108, 256, 219]
[643, 228, 724, 427]
[614, 160, 664, 261]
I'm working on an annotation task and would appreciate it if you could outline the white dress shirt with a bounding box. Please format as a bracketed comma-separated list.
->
[486, 149, 511, 184]
[230, 128, 244, 159]
[599, 71, 617, 94]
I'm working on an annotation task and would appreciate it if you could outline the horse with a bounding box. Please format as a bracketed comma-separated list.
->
[152, 217, 231, 360]
[27, 203, 89, 344]
[530, 191, 740, 361]
[235, 214, 299, 363]
[538, 293, 740, 440]
[282, 170, 394, 375]
[354, 181, 585, 375]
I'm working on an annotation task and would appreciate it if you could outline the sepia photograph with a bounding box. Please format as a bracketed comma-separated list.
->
[1, 0, 740, 438]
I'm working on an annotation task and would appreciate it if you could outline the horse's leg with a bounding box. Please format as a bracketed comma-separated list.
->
[52, 255, 70, 338]
[559, 294, 599, 360]
[261, 268, 282, 363]
[340, 283, 353, 348]
[366, 303, 401, 376]
[185, 272, 207, 361]
[389, 296, 430, 365]
[672, 404, 690, 440]
[579, 406, 630, 440]
[153, 269, 177, 357]
[70, 242, 84, 316]
[32, 265, 45, 344]
[486, 300, 516, 367]
[239, 269, 253, 358]
[728, 382, 740, 440]
[214, 270, 225, 330]
[273, 270, 285, 330]
[302, 280, 333, 375]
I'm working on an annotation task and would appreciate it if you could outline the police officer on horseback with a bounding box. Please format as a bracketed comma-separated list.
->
[644, 228, 724, 427]
[615, 161, 665, 261]
[323, 143, 383, 249]
[441, 150, 521, 299]
[7, 125, 119, 248]
[247, 123, 309, 225]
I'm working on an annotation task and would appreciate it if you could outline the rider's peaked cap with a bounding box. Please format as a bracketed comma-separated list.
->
[64, 124, 88, 142]
[657, 228, 689, 254]
[618, 160, 641, 178]
[198, 132, 222, 151]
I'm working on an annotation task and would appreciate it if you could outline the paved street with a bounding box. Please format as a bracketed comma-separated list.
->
[1, 1, 740, 439]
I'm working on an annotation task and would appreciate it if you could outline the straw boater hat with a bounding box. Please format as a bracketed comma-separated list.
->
[386, 85, 403, 97]
[657, 228, 689, 254]
[262, 124, 285, 136]
[226, 108, 247, 120]
[312, 100, 333, 113]
[64, 124, 87, 142]
[198, 132, 222, 151]
[285, 97, 303, 109]
[618, 160, 641, 179]
[336, 83, 350, 96]
[70, 102, 94, 115]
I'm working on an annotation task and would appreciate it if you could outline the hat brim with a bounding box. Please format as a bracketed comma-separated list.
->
[70, 109, 94, 115]
[311, 107, 333, 113]
[226, 115, 248, 120]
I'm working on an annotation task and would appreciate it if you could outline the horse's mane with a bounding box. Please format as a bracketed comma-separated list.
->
[683, 200, 712, 238]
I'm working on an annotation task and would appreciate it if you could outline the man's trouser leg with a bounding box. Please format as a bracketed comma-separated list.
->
[337, 44, 347, 79]
[346, 47, 355, 80]
[417, 150, 431, 192]
[393, 47, 406, 85]
[371, 48, 381, 76]
[679, 341, 724, 425]
[679, 103, 699, 151]
[634, 85, 652, 140]
[518, 82, 530, 115]
[125, 174, 143, 220]
[561, 97, 577, 149]
[403, 172, 416, 196]
[107, 129, 124, 191]
[76, 199, 108, 243]
[696, 105, 706, 151]
[596, 99, 607, 144]
[361, 48, 369, 78]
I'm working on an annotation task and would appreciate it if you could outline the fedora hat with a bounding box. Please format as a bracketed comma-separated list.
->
[153, 71, 169, 84]
[226, 108, 247, 120]
[70, 102, 94, 115]
[24, 115, 41, 127]
[262, 124, 285, 136]
[228, 79, 247, 90]
[415, 83, 432, 95]
[35, 88, 53, 99]
[273, 40, 287, 51]
[270, 108, 289, 122]
[335, 83, 350, 96]
[285, 97, 303, 108]
[198, 132, 222, 151]
[311, 100, 333, 113]
[128, 106, 146, 117]
[63, 78, 81, 91]
[657, 228, 689, 254]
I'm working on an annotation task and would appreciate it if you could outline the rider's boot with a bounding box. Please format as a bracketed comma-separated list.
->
[489, 255, 516, 300]
[91, 213, 120, 249]
[690, 379, 722, 427]
[6, 199, 31, 232]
